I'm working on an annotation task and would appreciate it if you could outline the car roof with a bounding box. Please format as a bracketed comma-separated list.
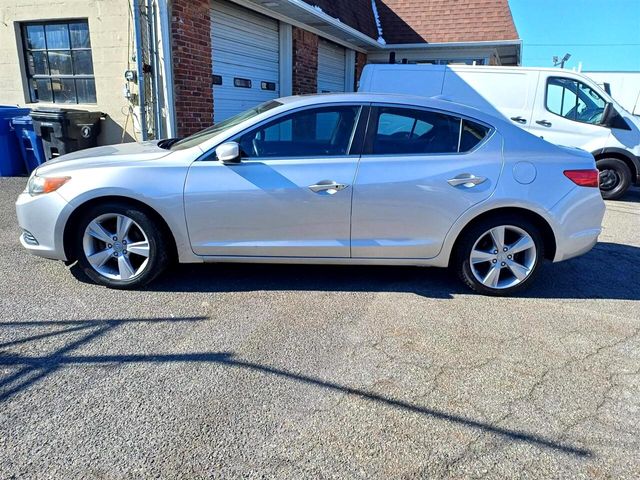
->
[276, 92, 502, 126]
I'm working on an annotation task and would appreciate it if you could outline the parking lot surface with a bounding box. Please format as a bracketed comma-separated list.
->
[1, 177, 639, 479]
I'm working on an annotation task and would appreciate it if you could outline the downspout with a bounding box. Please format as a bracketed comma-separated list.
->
[148, 0, 163, 138]
[158, 0, 177, 137]
[132, 0, 148, 140]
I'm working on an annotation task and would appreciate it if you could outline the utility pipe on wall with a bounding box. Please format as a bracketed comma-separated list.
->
[132, 0, 148, 140]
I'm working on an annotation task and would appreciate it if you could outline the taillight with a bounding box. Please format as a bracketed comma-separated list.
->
[563, 169, 599, 187]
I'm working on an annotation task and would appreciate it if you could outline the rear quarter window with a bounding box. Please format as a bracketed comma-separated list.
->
[459, 119, 490, 152]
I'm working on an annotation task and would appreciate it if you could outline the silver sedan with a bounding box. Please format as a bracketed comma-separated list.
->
[16, 93, 605, 295]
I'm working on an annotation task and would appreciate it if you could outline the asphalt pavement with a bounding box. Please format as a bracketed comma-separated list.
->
[1, 177, 638, 479]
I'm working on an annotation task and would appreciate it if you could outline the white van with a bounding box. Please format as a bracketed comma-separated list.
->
[359, 64, 640, 199]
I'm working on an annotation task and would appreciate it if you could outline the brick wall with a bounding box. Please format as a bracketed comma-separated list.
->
[292, 27, 318, 95]
[171, 0, 213, 136]
[354, 52, 367, 90]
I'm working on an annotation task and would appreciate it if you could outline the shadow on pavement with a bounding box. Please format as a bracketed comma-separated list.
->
[0, 315, 591, 458]
[77, 241, 639, 301]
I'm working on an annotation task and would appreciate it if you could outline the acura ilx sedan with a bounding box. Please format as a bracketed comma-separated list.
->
[16, 93, 605, 295]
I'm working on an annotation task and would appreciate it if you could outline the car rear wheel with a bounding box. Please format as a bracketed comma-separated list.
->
[75, 203, 169, 289]
[454, 216, 544, 296]
[597, 157, 631, 200]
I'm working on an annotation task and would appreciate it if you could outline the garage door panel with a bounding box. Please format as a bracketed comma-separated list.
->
[318, 39, 345, 93]
[212, 0, 279, 122]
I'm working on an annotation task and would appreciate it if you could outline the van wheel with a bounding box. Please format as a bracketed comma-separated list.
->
[597, 158, 631, 200]
[453, 215, 544, 296]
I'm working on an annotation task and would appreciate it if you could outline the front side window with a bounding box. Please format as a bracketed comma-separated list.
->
[546, 77, 607, 125]
[237, 105, 361, 158]
[21, 20, 96, 104]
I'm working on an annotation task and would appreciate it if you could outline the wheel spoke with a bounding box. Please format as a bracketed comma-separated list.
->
[87, 221, 114, 244]
[506, 259, 530, 281]
[471, 249, 495, 265]
[116, 215, 134, 240]
[126, 241, 149, 258]
[87, 248, 112, 269]
[117, 255, 136, 280]
[489, 226, 505, 251]
[482, 264, 501, 288]
[509, 235, 534, 254]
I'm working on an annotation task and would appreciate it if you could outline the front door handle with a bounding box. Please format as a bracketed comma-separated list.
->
[536, 119, 552, 127]
[308, 180, 348, 194]
[447, 174, 487, 188]
[510, 116, 527, 124]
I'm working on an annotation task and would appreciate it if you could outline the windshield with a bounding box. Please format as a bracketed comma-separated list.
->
[169, 100, 283, 150]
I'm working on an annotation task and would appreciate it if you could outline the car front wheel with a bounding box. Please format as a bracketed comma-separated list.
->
[74, 203, 169, 289]
[454, 216, 544, 296]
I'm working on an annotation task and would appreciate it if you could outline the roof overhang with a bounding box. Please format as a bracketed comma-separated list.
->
[379, 40, 522, 65]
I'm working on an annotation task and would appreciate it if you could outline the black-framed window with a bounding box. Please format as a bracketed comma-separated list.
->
[546, 77, 607, 125]
[21, 20, 96, 104]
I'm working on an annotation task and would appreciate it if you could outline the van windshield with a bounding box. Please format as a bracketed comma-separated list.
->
[169, 100, 283, 150]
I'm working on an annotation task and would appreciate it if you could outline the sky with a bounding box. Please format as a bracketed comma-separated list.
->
[508, 0, 640, 71]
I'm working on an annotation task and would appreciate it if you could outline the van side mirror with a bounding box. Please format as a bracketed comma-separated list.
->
[216, 141, 241, 164]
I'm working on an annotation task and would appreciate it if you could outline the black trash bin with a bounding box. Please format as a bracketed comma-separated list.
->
[30, 108, 103, 160]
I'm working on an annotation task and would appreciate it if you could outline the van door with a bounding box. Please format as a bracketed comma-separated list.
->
[528, 74, 610, 151]
[443, 67, 539, 128]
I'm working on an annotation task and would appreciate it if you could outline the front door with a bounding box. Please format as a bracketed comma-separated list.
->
[528, 74, 610, 152]
[351, 105, 503, 259]
[184, 104, 364, 257]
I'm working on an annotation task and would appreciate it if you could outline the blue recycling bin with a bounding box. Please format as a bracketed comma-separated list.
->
[0, 105, 31, 176]
[11, 115, 46, 174]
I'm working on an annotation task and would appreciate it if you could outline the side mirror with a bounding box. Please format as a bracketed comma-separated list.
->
[600, 102, 614, 126]
[216, 141, 241, 164]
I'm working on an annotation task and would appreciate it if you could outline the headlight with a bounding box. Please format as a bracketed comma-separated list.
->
[28, 175, 71, 196]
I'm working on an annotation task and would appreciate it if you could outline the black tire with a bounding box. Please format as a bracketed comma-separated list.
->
[453, 215, 545, 296]
[74, 202, 170, 289]
[597, 158, 632, 200]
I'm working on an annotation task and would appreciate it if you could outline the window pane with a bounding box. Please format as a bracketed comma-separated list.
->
[372, 107, 460, 155]
[27, 51, 49, 75]
[69, 22, 91, 48]
[72, 50, 94, 75]
[45, 23, 70, 49]
[52, 78, 77, 103]
[48, 51, 72, 75]
[547, 78, 578, 120]
[239, 106, 360, 158]
[76, 78, 97, 103]
[25, 25, 46, 49]
[459, 120, 490, 152]
[35, 79, 53, 102]
[576, 81, 606, 124]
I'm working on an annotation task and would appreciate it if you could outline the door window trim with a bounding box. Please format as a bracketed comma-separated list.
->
[361, 103, 495, 157]
[544, 76, 608, 127]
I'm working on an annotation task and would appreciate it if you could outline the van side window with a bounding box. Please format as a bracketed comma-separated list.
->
[546, 77, 607, 125]
[371, 107, 460, 155]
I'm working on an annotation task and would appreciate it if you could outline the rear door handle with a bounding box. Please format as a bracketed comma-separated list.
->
[510, 116, 527, 124]
[536, 119, 552, 127]
[308, 180, 348, 194]
[447, 174, 487, 188]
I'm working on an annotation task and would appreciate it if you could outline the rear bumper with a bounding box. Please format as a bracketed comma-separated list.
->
[549, 187, 605, 262]
[15, 191, 71, 261]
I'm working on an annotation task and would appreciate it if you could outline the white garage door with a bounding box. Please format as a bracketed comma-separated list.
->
[211, 0, 279, 122]
[318, 39, 345, 93]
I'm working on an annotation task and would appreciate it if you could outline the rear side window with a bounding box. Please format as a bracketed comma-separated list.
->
[368, 107, 490, 155]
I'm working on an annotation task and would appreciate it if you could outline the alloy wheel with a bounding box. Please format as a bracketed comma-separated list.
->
[469, 225, 537, 290]
[82, 213, 150, 281]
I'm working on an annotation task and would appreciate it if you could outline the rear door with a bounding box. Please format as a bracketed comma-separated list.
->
[351, 105, 503, 259]
[528, 74, 610, 151]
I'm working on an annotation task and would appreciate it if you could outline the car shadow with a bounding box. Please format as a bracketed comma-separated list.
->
[0, 315, 591, 458]
[71, 241, 640, 300]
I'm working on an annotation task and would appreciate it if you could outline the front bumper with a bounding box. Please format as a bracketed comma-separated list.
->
[549, 187, 606, 262]
[15, 190, 71, 261]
